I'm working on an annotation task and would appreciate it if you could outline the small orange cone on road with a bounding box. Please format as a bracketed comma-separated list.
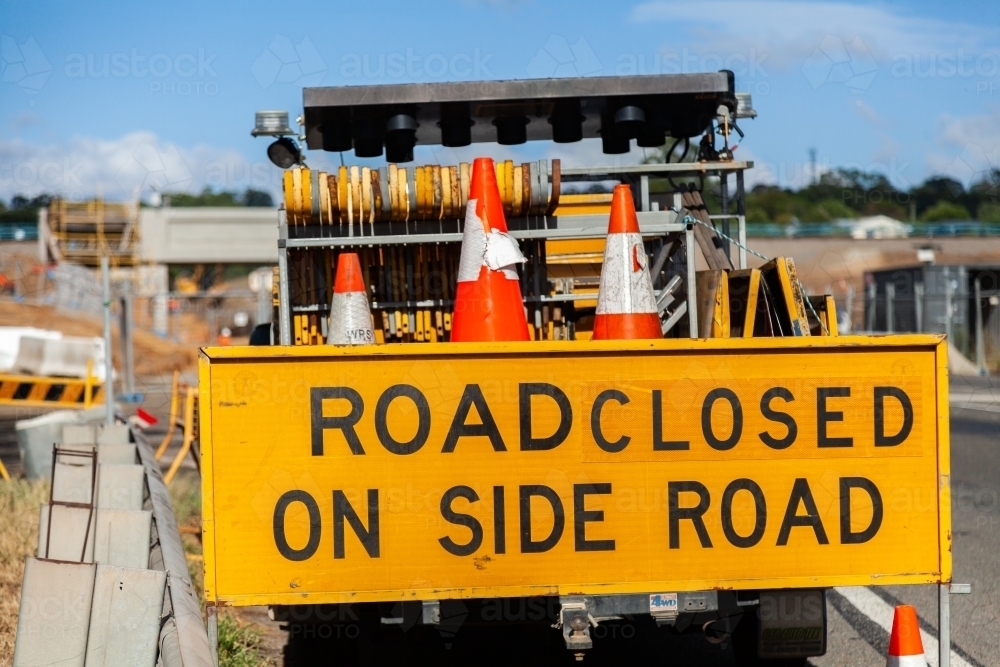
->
[592, 184, 662, 340]
[887, 605, 927, 667]
[328, 253, 375, 345]
[450, 157, 530, 342]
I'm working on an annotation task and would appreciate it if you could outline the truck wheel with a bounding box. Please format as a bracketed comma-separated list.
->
[731, 608, 808, 667]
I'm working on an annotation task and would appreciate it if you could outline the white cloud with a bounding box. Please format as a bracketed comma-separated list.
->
[0, 132, 283, 203]
[926, 107, 1000, 187]
[630, 1, 999, 71]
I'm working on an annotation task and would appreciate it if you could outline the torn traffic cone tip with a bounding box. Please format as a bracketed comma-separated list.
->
[450, 157, 530, 342]
[607, 184, 641, 234]
[328, 253, 375, 345]
[470, 157, 510, 234]
[887, 605, 926, 667]
[592, 184, 662, 340]
[334, 252, 366, 293]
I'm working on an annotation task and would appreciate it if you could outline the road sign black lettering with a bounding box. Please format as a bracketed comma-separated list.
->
[333, 489, 380, 558]
[874, 386, 913, 447]
[574, 483, 615, 552]
[668, 481, 713, 548]
[494, 486, 506, 554]
[519, 383, 573, 451]
[519, 485, 565, 553]
[777, 479, 829, 545]
[375, 384, 430, 455]
[590, 389, 631, 453]
[840, 477, 884, 544]
[721, 478, 767, 548]
[702, 388, 743, 451]
[442, 384, 507, 452]
[759, 387, 797, 450]
[273, 490, 321, 561]
[817, 387, 852, 448]
[311, 387, 365, 455]
[653, 389, 689, 451]
[438, 485, 483, 556]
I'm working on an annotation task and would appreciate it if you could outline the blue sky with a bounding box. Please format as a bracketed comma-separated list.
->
[2, 0, 998, 203]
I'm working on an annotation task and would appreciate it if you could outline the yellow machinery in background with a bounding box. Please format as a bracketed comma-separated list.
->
[45, 196, 141, 268]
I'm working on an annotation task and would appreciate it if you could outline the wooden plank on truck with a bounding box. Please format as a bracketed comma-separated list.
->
[696, 270, 729, 338]
[199, 336, 950, 607]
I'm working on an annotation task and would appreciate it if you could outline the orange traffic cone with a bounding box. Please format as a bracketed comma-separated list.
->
[328, 253, 375, 345]
[450, 157, 530, 342]
[592, 184, 662, 340]
[887, 605, 927, 667]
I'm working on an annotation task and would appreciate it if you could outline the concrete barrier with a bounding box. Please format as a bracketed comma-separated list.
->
[85, 565, 166, 667]
[94, 509, 152, 568]
[97, 443, 138, 465]
[96, 463, 144, 510]
[13, 558, 96, 667]
[15, 406, 109, 480]
[14, 335, 109, 381]
[15, 425, 214, 667]
[38, 504, 96, 562]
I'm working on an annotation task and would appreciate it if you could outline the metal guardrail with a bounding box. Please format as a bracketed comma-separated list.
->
[135, 426, 215, 667]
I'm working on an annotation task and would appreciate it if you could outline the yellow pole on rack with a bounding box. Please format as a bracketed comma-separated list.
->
[155, 369, 181, 460]
[164, 387, 197, 485]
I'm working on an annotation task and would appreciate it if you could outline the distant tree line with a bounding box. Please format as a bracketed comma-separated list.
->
[160, 187, 273, 208]
[745, 169, 1000, 224]
[0, 188, 274, 223]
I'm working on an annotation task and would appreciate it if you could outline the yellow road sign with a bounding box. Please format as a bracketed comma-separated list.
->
[199, 336, 950, 606]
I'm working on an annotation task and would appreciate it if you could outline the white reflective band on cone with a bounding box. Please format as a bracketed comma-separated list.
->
[328, 292, 375, 345]
[595, 233, 658, 315]
[457, 199, 525, 282]
[887, 655, 928, 667]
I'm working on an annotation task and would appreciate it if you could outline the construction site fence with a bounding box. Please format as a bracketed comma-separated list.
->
[747, 221, 1000, 238]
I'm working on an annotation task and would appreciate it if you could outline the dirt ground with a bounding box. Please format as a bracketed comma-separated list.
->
[0, 301, 199, 377]
[737, 235, 1000, 329]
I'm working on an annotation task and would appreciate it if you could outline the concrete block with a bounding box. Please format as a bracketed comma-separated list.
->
[97, 464, 145, 510]
[14, 335, 108, 381]
[38, 504, 96, 562]
[0, 326, 62, 372]
[97, 444, 137, 465]
[96, 423, 130, 445]
[94, 509, 152, 569]
[63, 423, 97, 445]
[84, 565, 166, 667]
[14, 558, 96, 667]
[52, 450, 96, 505]
[15, 410, 81, 480]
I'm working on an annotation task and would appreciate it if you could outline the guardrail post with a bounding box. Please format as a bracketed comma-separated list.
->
[101, 256, 114, 426]
[207, 604, 219, 667]
[939, 583, 949, 667]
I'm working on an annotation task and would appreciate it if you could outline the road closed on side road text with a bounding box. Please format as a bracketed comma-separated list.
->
[199, 338, 949, 605]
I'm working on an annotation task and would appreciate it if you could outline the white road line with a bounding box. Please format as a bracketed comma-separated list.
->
[834, 587, 972, 667]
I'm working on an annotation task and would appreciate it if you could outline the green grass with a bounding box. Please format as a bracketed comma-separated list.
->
[218, 611, 274, 667]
